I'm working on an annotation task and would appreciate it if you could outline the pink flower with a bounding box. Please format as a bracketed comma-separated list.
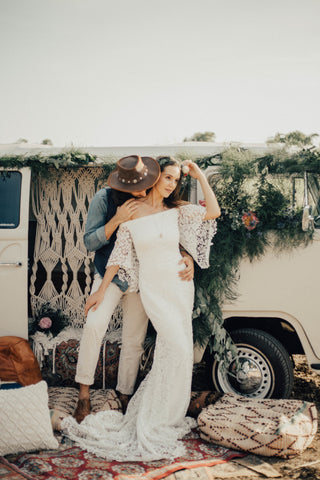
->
[39, 317, 52, 329]
[242, 212, 259, 231]
[182, 165, 190, 176]
[199, 199, 206, 207]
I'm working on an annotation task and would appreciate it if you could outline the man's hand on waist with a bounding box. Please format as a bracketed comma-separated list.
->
[178, 251, 194, 282]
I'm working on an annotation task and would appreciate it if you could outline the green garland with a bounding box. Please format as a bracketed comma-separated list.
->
[0, 150, 117, 181]
[1, 147, 319, 367]
[191, 146, 316, 367]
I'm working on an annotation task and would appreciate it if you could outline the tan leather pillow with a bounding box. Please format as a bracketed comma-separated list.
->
[0, 336, 42, 386]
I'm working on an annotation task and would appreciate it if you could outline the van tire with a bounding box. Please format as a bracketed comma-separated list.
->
[212, 328, 294, 399]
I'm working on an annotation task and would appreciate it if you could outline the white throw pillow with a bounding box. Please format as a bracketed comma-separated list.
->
[0, 380, 59, 455]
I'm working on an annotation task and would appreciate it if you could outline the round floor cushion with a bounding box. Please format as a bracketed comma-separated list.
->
[48, 387, 122, 431]
[197, 393, 318, 458]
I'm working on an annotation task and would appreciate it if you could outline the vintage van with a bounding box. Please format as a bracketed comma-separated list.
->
[1, 144, 319, 399]
[193, 164, 320, 399]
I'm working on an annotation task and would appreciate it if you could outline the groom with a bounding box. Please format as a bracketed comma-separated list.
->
[74, 155, 194, 423]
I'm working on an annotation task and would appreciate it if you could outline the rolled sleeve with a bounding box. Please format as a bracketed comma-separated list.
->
[84, 225, 109, 251]
[83, 189, 111, 252]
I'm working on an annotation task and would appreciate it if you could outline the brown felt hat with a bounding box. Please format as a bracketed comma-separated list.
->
[107, 155, 161, 193]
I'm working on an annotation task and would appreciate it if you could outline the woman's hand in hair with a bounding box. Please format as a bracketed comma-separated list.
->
[182, 161, 205, 181]
[182, 161, 221, 220]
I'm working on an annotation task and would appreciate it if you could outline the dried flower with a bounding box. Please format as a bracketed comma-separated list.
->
[29, 304, 69, 338]
[182, 165, 190, 176]
[242, 212, 259, 231]
[39, 317, 52, 329]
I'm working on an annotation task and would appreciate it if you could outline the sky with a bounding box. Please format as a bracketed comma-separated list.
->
[0, 0, 319, 147]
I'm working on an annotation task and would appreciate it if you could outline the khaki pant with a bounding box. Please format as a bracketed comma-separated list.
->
[75, 276, 148, 395]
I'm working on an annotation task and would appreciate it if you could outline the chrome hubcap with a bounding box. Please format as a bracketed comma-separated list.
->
[215, 345, 274, 398]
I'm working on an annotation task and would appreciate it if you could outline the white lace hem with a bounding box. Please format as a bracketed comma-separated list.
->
[61, 413, 197, 461]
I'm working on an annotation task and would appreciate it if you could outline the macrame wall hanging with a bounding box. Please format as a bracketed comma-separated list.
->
[29, 166, 123, 341]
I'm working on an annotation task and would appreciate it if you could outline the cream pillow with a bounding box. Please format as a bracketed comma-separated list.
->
[0, 380, 59, 455]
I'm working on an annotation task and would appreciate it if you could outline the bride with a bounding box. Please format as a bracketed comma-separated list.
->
[62, 157, 221, 461]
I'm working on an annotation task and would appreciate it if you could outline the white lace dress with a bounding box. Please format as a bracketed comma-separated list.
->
[62, 205, 217, 461]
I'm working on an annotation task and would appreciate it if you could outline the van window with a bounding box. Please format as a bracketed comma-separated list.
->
[0, 171, 22, 228]
[308, 175, 320, 228]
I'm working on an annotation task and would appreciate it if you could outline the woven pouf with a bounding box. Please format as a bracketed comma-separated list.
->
[198, 393, 318, 458]
[48, 387, 122, 431]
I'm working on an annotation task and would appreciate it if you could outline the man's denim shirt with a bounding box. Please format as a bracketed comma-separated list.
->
[84, 187, 128, 292]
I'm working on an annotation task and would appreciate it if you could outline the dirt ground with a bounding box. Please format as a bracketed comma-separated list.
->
[192, 355, 320, 480]
[261, 355, 320, 480]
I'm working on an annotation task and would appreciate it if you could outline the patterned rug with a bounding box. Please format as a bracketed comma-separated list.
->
[4, 430, 245, 480]
[0, 455, 35, 479]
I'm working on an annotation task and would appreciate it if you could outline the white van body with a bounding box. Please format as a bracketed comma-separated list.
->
[0, 167, 30, 339]
[222, 239, 320, 362]
[1, 143, 319, 399]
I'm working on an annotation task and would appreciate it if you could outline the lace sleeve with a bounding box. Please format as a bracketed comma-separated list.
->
[178, 204, 217, 268]
[107, 224, 139, 292]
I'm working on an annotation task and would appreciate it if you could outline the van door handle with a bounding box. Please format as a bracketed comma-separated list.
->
[0, 262, 22, 267]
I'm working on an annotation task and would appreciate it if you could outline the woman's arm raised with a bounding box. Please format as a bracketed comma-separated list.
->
[183, 161, 221, 221]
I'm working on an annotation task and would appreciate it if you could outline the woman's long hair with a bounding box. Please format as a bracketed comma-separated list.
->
[156, 156, 186, 209]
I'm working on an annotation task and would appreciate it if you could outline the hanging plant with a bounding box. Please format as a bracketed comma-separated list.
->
[190, 146, 316, 367]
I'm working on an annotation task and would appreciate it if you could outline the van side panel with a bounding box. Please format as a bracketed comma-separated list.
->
[223, 237, 320, 360]
[0, 168, 30, 338]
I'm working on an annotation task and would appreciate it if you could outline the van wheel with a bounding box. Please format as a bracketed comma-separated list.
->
[212, 328, 294, 399]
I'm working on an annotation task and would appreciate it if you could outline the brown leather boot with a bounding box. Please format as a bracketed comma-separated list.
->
[117, 392, 131, 414]
[187, 391, 223, 418]
[73, 398, 91, 424]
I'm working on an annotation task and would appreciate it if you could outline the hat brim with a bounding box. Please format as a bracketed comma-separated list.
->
[107, 157, 161, 193]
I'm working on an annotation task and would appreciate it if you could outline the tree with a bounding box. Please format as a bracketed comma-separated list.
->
[16, 138, 28, 143]
[267, 131, 319, 147]
[183, 131, 216, 142]
[41, 139, 53, 145]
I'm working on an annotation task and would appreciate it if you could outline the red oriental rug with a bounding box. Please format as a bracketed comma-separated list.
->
[0, 455, 35, 479]
[4, 430, 245, 480]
